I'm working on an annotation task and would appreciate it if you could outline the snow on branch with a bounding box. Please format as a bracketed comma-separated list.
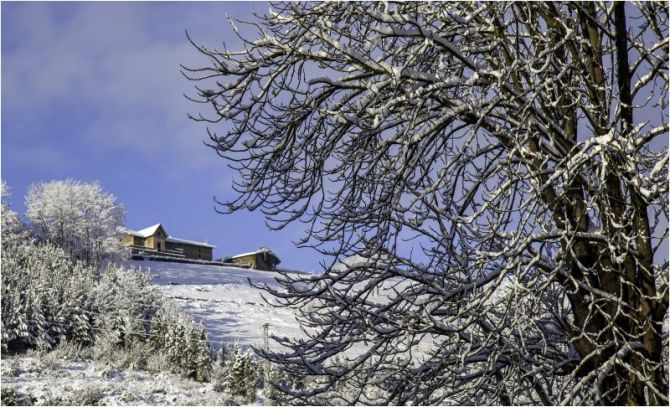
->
[186, 2, 668, 405]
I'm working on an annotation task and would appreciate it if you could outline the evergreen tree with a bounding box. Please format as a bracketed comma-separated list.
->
[1, 237, 96, 351]
[150, 303, 212, 381]
[225, 344, 257, 402]
[187, 323, 211, 381]
[214, 344, 227, 366]
[262, 362, 288, 406]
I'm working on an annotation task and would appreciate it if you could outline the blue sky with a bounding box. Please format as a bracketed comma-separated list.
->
[2, 1, 320, 271]
[3, 2, 667, 272]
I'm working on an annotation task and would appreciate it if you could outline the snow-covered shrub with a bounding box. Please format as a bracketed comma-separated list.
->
[150, 303, 211, 381]
[210, 348, 229, 393]
[146, 350, 172, 374]
[25, 179, 127, 268]
[1, 239, 97, 351]
[41, 340, 92, 365]
[1, 180, 27, 243]
[91, 334, 152, 371]
[77, 385, 104, 406]
[262, 362, 286, 406]
[1, 386, 30, 406]
[223, 344, 258, 403]
[1, 234, 159, 354]
[92, 265, 161, 348]
[1, 359, 19, 377]
[90, 328, 122, 362]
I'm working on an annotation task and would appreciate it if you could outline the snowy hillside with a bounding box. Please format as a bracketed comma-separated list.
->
[1, 356, 232, 406]
[129, 260, 305, 351]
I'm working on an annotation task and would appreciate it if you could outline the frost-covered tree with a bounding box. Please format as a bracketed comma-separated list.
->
[262, 362, 281, 406]
[150, 303, 211, 381]
[224, 344, 258, 403]
[185, 2, 668, 405]
[1, 233, 160, 353]
[1, 181, 26, 242]
[25, 179, 127, 267]
[1, 238, 97, 351]
[93, 265, 162, 346]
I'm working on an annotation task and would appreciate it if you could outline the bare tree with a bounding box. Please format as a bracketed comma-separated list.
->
[185, 2, 668, 405]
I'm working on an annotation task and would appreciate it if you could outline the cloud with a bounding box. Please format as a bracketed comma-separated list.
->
[3, 2, 241, 174]
[2, 2, 326, 271]
[2, 144, 66, 172]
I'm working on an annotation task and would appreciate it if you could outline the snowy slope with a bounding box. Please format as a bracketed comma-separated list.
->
[2, 356, 233, 406]
[129, 260, 305, 351]
[131, 260, 437, 359]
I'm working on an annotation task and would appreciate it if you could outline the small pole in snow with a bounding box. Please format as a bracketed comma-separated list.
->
[262, 322, 270, 351]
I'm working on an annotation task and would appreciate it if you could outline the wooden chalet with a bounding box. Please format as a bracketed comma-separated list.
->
[120, 223, 215, 261]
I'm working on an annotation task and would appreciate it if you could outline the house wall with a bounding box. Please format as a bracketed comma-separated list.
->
[119, 234, 147, 248]
[166, 241, 213, 261]
[232, 254, 257, 268]
[120, 235, 134, 246]
[232, 253, 278, 271]
[119, 226, 212, 260]
[146, 228, 167, 252]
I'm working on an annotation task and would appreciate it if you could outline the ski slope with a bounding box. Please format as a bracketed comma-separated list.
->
[129, 259, 306, 351]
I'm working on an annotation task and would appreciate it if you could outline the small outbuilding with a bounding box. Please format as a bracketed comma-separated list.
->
[229, 247, 280, 271]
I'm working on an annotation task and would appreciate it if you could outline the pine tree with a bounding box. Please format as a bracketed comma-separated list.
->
[187, 323, 211, 381]
[225, 344, 257, 402]
[214, 344, 227, 366]
[149, 303, 213, 380]
[262, 362, 285, 406]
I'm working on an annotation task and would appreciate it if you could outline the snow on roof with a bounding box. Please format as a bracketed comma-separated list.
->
[122, 228, 151, 238]
[134, 223, 163, 238]
[166, 236, 216, 249]
[231, 247, 276, 259]
[125, 223, 215, 248]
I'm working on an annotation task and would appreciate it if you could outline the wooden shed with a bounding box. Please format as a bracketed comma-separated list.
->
[230, 247, 280, 271]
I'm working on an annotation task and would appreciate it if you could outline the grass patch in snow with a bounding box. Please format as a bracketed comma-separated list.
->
[1, 386, 31, 406]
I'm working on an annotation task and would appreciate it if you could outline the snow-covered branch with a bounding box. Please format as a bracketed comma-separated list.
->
[186, 2, 668, 405]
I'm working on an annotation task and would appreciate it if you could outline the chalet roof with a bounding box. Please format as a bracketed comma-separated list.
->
[166, 236, 216, 248]
[134, 223, 164, 238]
[231, 247, 277, 259]
[122, 223, 164, 238]
[124, 223, 216, 249]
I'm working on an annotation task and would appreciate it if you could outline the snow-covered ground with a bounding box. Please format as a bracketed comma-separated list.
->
[1, 355, 233, 406]
[130, 259, 306, 351]
[2, 261, 304, 405]
[2, 261, 305, 406]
